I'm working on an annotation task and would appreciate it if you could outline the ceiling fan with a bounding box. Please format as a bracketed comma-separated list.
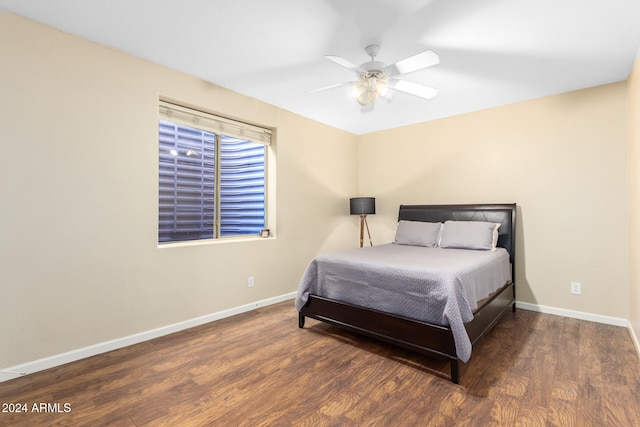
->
[309, 44, 439, 110]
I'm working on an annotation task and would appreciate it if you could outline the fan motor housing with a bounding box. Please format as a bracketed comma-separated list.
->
[360, 61, 386, 73]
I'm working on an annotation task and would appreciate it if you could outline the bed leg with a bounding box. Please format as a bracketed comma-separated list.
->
[298, 312, 305, 328]
[450, 360, 460, 384]
[512, 302, 516, 312]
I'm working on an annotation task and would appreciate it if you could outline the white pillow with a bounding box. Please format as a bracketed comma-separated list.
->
[393, 221, 442, 247]
[439, 221, 500, 251]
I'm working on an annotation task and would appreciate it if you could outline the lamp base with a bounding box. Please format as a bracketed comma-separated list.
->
[359, 214, 373, 248]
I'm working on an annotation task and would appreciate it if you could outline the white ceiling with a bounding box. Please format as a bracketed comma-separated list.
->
[2, 0, 640, 135]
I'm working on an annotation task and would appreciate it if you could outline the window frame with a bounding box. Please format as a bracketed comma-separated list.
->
[158, 100, 272, 245]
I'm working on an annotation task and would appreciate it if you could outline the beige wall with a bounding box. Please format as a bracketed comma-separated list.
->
[0, 13, 358, 369]
[629, 54, 640, 344]
[359, 83, 629, 319]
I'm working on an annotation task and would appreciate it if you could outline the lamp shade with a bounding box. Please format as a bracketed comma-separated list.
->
[350, 197, 375, 215]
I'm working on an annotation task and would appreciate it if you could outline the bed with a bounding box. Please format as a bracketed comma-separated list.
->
[296, 203, 516, 384]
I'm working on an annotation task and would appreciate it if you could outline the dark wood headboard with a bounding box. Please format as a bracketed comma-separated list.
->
[398, 203, 517, 270]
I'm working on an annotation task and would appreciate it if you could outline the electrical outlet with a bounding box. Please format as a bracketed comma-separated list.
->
[570, 281, 581, 295]
[248, 276, 254, 288]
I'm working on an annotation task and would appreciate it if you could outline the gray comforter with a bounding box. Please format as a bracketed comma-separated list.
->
[295, 243, 511, 362]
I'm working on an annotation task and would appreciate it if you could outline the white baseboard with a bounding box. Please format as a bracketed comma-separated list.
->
[0, 292, 296, 383]
[629, 322, 640, 359]
[516, 301, 629, 327]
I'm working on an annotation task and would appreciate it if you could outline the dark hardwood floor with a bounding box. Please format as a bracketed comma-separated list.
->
[1, 300, 639, 426]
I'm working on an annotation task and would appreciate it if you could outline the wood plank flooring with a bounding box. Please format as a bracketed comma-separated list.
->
[1, 301, 639, 426]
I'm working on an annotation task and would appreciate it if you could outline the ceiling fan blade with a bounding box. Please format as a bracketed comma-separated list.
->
[390, 80, 438, 100]
[384, 50, 439, 77]
[325, 55, 367, 73]
[306, 81, 357, 94]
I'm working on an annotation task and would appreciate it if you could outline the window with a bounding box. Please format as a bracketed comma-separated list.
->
[158, 101, 272, 244]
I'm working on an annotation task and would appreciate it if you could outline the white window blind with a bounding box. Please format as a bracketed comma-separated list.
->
[159, 101, 272, 145]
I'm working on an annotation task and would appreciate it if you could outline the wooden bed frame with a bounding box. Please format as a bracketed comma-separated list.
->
[298, 203, 517, 384]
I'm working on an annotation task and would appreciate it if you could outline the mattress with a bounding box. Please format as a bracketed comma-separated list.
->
[295, 243, 512, 362]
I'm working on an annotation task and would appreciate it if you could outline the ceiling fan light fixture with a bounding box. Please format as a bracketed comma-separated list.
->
[351, 82, 366, 98]
[358, 92, 371, 107]
[377, 79, 390, 98]
[352, 71, 389, 107]
[352, 83, 371, 106]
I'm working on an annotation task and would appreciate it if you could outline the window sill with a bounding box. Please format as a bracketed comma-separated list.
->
[157, 235, 275, 249]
